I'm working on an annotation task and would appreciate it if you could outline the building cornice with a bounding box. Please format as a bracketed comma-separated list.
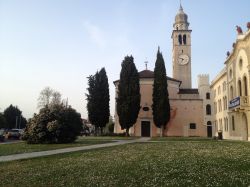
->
[225, 29, 250, 64]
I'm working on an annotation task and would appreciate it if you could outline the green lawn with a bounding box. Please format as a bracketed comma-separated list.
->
[0, 136, 130, 156]
[0, 139, 249, 186]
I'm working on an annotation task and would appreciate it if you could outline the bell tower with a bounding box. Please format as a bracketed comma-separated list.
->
[172, 4, 192, 88]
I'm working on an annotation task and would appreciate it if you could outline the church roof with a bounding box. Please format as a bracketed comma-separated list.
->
[113, 69, 182, 84]
[178, 88, 199, 94]
[139, 70, 182, 83]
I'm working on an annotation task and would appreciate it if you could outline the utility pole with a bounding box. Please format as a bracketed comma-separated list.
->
[19, 115, 21, 129]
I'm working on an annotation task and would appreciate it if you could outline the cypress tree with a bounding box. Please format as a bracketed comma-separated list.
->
[86, 74, 97, 132]
[86, 68, 110, 135]
[96, 68, 110, 134]
[152, 48, 170, 136]
[117, 56, 141, 136]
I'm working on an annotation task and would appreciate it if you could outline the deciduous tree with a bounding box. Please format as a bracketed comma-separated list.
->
[37, 87, 62, 109]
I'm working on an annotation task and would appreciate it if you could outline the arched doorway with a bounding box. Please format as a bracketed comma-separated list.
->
[242, 113, 248, 140]
[207, 121, 212, 137]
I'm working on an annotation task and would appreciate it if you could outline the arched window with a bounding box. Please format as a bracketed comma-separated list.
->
[229, 69, 232, 79]
[178, 34, 182, 45]
[219, 119, 222, 130]
[230, 86, 234, 100]
[218, 99, 222, 112]
[239, 58, 243, 69]
[238, 80, 242, 96]
[225, 96, 227, 109]
[223, 97, 227, 110]
[232, 116, 235, 131]
[226, 118, 229, 131]
[243, 76, 248, 96]
[206, 104, 211, 115]
[183, 34, 187, 45]
[207, 121, 212, 126]
[206, 93, 210, 99]
[224, 118, 227, 131]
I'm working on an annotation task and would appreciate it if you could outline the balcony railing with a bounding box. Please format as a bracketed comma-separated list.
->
[229, 96, 250, 110]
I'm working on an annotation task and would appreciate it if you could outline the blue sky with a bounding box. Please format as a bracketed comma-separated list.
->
[0, 0, 250, 119]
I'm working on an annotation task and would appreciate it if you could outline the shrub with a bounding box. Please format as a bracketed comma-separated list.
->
[22, 105, 82, 144]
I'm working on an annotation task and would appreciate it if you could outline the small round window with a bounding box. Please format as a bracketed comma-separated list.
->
[143, 107, 149, 111]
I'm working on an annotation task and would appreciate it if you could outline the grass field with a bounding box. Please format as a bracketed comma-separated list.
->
[0, 139, 249, 186]
[0, 136, 135, 156]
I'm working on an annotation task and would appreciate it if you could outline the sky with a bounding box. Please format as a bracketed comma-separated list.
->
[1, 0, 250, 119]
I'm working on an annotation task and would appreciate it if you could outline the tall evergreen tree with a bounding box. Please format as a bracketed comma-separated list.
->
[117, 56, 141, 136]
[152, 48, 170, 136]
[86, 75, 97, 132]
[86, 68, 110, 135]
[0, 113, 7, 128]
[3, 104, 27, 129]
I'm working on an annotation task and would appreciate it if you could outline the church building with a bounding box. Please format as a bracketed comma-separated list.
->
[114, 5, 213, 137]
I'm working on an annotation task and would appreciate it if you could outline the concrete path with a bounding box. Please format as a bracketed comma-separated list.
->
[0, 137, 150, 162]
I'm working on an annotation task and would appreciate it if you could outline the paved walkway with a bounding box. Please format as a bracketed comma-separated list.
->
[0, 137, 150, 162]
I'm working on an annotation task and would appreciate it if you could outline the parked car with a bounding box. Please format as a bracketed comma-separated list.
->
[12, 129, 24, 136]
[5, 129, 21, 139]
[0, 129, 5, 142]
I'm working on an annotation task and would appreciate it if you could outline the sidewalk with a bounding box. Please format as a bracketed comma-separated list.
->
[0, 137, 150, 162]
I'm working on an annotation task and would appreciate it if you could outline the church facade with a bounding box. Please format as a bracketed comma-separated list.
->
[114, 5, 213, 137]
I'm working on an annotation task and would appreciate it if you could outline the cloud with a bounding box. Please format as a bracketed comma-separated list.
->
[83, 21, 106, 48]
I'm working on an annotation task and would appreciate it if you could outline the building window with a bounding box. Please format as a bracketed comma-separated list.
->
[224, 118, 227, 131]
[230, 86, 234, 100]
[232, 116, 235, 131]
[229, 69, 233, 79]
[243, 76, 248, 96]
[206, 104, 211, 115]
[178, 34, 182, 45]
[218, 99, 222, 112]
[207, 121, 212, 126]
[214, 102, 217, 114]
[225, 96, 227, 109]
[206, 93, 210, 99]
[219, 119, 223, 131]
[223, 97, 227, 110]
[190, 123, 196, 129]
[238, 80, 242, 96]
[226, 118, 229, 131]
[223, 81, 227, 92]
[239, 58, 243, 70]
[218, 86, 221, 95]
[183, 34, 187, 45]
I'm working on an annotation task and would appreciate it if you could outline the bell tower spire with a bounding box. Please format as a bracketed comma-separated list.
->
[171, 3, 192, 89]
[180, 0, 183, 11]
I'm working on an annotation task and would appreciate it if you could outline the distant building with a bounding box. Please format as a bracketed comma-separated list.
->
[211, 23, 250, 141]
[114, 5, 213, 137]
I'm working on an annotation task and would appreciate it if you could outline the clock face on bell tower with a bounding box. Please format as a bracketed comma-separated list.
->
[172, 4, 192, 89]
